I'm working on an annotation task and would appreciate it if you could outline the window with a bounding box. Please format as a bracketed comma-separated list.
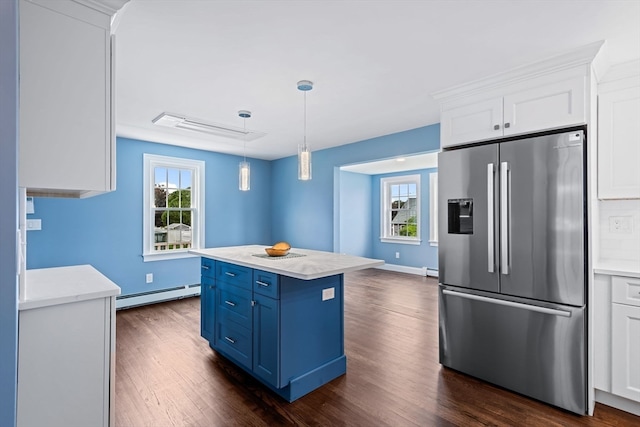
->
[143, 154, 205, 261]
[380, 174, 421, 244]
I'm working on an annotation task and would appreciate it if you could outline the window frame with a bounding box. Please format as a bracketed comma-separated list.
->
[380, 174, 421, 245]
[429, 172, 438, 247]
[143, 154, 205, 262]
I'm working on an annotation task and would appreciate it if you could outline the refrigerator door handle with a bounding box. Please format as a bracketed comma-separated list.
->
[442, 289, 572, 317]
[487, 163, 495, 273]
[500, 161, 510, 275]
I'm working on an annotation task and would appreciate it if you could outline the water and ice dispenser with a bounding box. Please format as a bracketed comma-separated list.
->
[447, 199, 473, 234]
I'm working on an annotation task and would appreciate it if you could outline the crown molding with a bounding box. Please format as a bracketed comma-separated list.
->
[72, 0, 129, 16]
[432, 40, 606, 102]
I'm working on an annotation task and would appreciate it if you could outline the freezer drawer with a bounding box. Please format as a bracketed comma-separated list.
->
[439, 285, 586, 414]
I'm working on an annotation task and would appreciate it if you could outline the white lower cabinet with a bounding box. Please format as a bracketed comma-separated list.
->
[611, 276, 640, 401]
[17, 266, 119, 427]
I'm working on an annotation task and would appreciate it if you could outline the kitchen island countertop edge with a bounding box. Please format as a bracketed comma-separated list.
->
[190, 245, 384, 280]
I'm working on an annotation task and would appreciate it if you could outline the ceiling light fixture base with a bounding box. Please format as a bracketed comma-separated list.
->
[297, 80, 313, 91]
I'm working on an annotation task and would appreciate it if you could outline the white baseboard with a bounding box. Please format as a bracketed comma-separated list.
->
[375, 263, 438, 278]
[116, 285, 201, 310]
[595, 389, 640, 417]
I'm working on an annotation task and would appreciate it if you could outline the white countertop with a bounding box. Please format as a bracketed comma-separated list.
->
[20, 265, 121, 311]
[190, 245, 385, 280]
[594, 259, 640, 278]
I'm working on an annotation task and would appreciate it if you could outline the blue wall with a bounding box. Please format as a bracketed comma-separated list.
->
[27, 124, 440, 296]
[27, 138, 273, 296]
[0, 1, 18, 423]
[271, 125, 440, 251]
[338, 170, 373, 257]
[371, 168, 438, 270]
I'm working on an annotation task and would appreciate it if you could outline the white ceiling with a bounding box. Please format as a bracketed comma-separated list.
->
[114, 0, 640, 162]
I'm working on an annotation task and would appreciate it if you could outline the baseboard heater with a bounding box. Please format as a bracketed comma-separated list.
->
[116, 284, 201, 310]
[375, 264, 439, 278]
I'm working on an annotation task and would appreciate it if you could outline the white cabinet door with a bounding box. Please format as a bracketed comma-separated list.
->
[612, 302, 640, 402]
[598, 84, 640, 199]
[17, 297, 113, 427]
[593, 274, 612, 392]
[439, 74, 587, 148]
[19, 0, 114, 198]
[503, 76, 586, 136]
[440, 98, 503, 148]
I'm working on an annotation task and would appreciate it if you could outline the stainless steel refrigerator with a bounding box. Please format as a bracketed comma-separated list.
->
[438, 128, 587, 414]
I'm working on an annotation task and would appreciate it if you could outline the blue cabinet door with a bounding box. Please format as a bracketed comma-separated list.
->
[201, 274, 216, 343]
[253, 294, 280, 387]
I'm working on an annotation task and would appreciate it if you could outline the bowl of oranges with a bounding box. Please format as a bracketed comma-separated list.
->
[265, 241, 291, 257]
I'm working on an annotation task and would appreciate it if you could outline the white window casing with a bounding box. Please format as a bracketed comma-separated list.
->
[143, 154, 205, 262]
[380, 174, 421, 245]
[429, 172, 438, 247]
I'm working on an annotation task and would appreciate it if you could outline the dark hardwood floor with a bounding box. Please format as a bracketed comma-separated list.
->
[114, 269, 639, 426]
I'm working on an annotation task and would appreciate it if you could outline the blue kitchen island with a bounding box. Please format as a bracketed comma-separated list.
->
[189, 245, 383, 402]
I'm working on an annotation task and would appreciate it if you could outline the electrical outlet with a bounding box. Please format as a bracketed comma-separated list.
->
[395, 252, 400, 259]
[609, 216, 633, 234]
[146, 273, 153, 283]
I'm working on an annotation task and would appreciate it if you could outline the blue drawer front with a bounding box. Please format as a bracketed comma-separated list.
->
[216, 261, 251, 289]
[217, 283, 252, 329]
[253, 270, 279, 299]
[216, 321, 251, 369]
[201, 258, 215, 279]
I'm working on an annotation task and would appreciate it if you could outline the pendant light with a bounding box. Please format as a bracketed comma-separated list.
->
[297, 80, 313, 181]
[238, 110, 251, 191]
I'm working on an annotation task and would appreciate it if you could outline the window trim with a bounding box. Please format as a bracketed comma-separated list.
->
[380, 174, 421, 245]
[143, 154, 205, 262]
[429, 172, 438, 247]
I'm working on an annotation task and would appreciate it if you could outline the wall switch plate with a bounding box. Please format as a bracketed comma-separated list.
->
[26, 219, 41, 230]
[395, 252, 400, 259]
[26, 197, 35, 214]
[609, 216, 633, 234]
[146, 273, 153, 283]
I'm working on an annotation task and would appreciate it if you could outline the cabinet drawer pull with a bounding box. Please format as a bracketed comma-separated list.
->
[256, 280, 270, 287]
[225, 300, 236, 307]
[225, 271, 236, 277]
[224, 336, 235, 344]
[504, 122, 511, 128]
[201, 265, 210, 270]
[494, 124, 500, 130]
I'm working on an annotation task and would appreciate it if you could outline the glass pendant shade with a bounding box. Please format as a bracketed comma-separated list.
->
[298, 144, 312, 180]
[239, 160, 250, 191]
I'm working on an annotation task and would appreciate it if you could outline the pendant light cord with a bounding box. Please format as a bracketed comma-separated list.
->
[243, 116, 247, 162]
[303, 90, 307, 149]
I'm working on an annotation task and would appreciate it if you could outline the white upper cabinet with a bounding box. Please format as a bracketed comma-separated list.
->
[598, 60, 640, 200]
[19, 0, 128, 198]
[440, 98, 503, 146]
[502, 75, 586, 136]
[434, 42, 603, 149]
